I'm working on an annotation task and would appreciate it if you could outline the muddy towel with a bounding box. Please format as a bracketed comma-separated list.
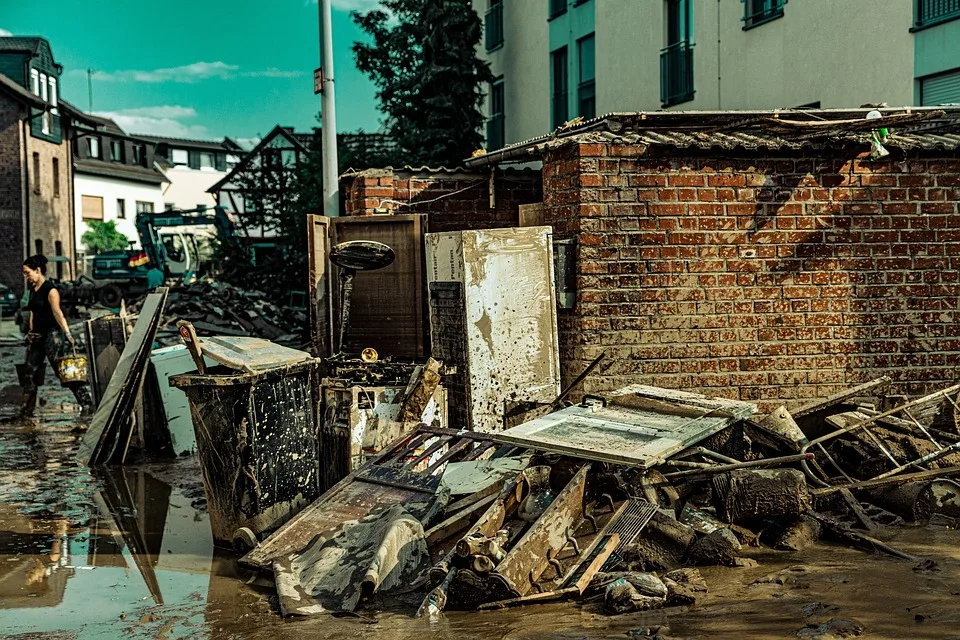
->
[273, 504, 429, 616]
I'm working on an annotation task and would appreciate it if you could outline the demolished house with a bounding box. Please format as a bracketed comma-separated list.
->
[71, 107, 960, 626]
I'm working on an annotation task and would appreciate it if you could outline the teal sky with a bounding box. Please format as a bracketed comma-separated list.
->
[0, 0, 385, 143]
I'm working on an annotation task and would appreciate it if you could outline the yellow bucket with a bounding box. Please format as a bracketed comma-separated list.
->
[56, 349, 88, 385]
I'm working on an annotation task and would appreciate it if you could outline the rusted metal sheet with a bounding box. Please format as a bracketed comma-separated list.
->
[198, 336, 311, 373]
[330, 214, 427, 357]
[491, 386, 757, 468]
[425, 226, 560, 432]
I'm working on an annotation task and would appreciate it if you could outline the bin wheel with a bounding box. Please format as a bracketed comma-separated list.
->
[232, 527, 258, 553]
[98, 284, 123, 308]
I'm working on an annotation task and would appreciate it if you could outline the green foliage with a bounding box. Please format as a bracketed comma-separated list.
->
[81, 220, 130, 255]
[353, 0, 493, 167]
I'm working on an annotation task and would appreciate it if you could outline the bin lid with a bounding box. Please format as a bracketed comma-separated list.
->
[198, 336, 311, 373]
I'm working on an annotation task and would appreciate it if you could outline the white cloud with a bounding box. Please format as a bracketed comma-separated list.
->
[76, 61, 238, 84]
[93, 106, 210, 139]
[0, 28, 13, 37]
[72, 61, 302, 84]
[234, 137, 262, 151]
[242, 68, 303, 79]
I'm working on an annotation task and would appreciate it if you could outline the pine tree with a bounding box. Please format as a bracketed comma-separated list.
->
[353, 0, 493, 167]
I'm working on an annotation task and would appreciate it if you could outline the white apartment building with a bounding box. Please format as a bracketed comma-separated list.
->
[73, 117, 167, 256]
[475, 0, 960, 149]
[140, 135, 243, 211]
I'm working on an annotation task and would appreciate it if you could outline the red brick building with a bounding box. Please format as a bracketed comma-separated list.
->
[456, 108, 960, 410]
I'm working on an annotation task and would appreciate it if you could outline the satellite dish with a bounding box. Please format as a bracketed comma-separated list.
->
[330, 241, 395, 272]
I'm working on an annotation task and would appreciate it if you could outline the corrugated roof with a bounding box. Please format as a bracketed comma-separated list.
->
[74, 159, 168, 185]
[465, 107, 960, 167]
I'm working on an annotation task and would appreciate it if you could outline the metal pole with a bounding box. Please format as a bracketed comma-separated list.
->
[87, 68, 94, 111]
[319, 0, 340, 218]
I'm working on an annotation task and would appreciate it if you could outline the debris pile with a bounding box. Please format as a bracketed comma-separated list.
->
[129, 281, 305, 346]
[233, 378, 960, 622]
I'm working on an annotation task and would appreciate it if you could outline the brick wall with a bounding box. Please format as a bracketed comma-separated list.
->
[341, 167, 542, 231]
[25, 119, 75, 282]
[0, 96, 25, 294]
[545, 141, 960, 411]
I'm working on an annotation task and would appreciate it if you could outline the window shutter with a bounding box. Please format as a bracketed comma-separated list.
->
[215, 153, 227, 171]
[922, 70, 960, 106]
[81, 195, 104, 220]
[188, 150, 201, 169]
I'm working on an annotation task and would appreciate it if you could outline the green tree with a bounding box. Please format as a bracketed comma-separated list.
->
[353, 0, 493, 167]
[81, 220, 130, 255]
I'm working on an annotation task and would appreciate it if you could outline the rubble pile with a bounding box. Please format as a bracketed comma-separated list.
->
[233, 377, 960, 624]
[130, 281, 306, 347]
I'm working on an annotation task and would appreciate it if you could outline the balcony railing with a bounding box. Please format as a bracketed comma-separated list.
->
[660, 41, 694, 107]
[485, 2, 504, 51]
[915, 0, 960, 28]
[742, 0, 786, 29]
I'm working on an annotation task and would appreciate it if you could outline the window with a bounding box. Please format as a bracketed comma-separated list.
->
[578, 34, 596, 119]
[30, 69, 39, 96]
[42, 111, 51, 135]
[549, 0, 567, 19]
[54, 241, 63, 279]
[171, 148, 189, 166]
[89, 136, 101, 159]
[661, 0, 695, 106]
[264, 149, 282, 168]
[52, 158, 60, 198]
[82, 195, 104, 220]
[39, 73, 47, 102]
[132, 144, 145, 166]
[48, 77, 58, 114]
[32, 153, 40, 194]
[35, 239, 43, 255]
[920, 68, 960, 106]
[117, 199, 126, 219]
[743, 0, 786, 29]
[914, 0, 960, 29]
[199, 152, 215, 169]
[487, 78, 505, 151]
[136, 201, 155, 215]
[110, 139, 124, 162]
[485, 0, 504, 51]
[551, 47, 569, 129]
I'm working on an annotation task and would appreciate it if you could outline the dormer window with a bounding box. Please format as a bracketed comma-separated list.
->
[89, 136, 101, 159]
[48, 77, 58, 115]
[39, 73, 47, 102]
[30, 69, 39, 96]
[171, 149, 189, 166]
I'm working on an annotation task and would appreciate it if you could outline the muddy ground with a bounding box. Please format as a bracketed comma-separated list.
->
[0, 335, 959, 639]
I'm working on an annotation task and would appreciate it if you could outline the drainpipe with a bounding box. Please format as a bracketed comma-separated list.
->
[21, 113, 31, 264]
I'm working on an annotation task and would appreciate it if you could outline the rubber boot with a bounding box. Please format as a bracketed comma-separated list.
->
[19, 391, 37, 419]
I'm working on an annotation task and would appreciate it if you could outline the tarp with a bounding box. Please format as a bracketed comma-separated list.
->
[273, 504, 429, 616]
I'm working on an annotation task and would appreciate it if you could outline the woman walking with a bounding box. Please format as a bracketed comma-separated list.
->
[20, 255, 92, 419]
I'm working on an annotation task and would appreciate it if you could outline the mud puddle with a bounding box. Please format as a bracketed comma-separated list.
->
[1, 344, 959, 639]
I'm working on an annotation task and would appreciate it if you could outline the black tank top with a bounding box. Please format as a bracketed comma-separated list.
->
[28, 280, 57, 334]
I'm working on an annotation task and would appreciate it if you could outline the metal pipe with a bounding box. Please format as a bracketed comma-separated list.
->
[661, 453, 814, 480]
[694, 446, 739, 465]
[869, 440, 960, 482]
[319, 0, 339, 218]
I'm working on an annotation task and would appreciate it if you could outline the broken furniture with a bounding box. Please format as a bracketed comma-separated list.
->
[329, 240, 396, 353]
[425, 226, 561, 432]
[170, 349, 322, 549]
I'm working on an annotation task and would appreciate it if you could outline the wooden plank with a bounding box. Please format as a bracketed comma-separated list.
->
[424, 494, 498, 546]
[354, 465, 441, 494]
[517, 203, 544, 227]
[78, 290, 167, 466]
[574, 533, 619, 592]
[306, 215, 333, 358]
[790, 377, 892, 418]
[425, 439, 474, 474]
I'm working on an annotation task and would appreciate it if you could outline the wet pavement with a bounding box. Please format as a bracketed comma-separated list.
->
[1, 339, 960, 639]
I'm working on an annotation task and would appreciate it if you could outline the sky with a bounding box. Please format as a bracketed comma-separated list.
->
[0, 0, 386, 144]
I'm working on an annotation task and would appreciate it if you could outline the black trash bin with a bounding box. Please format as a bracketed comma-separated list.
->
[171, 359, 321, 549]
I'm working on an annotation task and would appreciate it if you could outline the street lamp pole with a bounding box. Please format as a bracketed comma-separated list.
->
[319, 0, 340, 218]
